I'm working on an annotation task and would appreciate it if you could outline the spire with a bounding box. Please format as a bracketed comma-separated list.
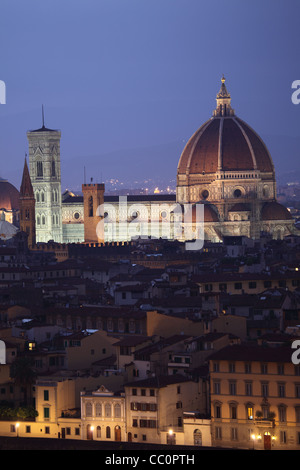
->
[213, 75, 235, 117]
[20, 155, 34, 198]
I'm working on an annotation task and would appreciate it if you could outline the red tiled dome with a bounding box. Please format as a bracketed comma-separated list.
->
[177, 116, 274, 175]
[261, 201, 293, 221]
[0, 179, 20, 211]
[177, 77, 274, 177]
[186, 203, 219, 223]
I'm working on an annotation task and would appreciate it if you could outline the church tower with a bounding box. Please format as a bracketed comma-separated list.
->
[19, 157, 36, 248]
[27, 109, 63, 243]
[82, 182, 105, 243]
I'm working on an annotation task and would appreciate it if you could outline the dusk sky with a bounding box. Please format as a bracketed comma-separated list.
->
[0, 0, 300, 192]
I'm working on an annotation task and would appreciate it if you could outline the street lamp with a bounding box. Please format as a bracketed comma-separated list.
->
[90, 425, 94, 440]
[16, 422, 19, 437]
[167, 428, 175, 445]
[251, 434, 255, 450]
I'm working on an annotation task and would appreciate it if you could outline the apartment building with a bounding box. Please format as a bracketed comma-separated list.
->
[209, 343, 300, 450]
[124, 375, 204, 445]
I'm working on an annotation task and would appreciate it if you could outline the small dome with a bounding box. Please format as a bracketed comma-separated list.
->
[187, 202, 219, 223]
[0, 212, 18, 240]
[261, 201, 293, 221]
[0, 179, 20, 211]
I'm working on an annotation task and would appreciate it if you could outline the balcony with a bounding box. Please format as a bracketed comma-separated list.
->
[254, 419, 274, 428]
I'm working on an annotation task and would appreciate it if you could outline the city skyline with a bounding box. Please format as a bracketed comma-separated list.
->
[0, 0, 300, 192]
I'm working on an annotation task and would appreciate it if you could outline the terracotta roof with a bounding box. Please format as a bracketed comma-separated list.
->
[124, 374, 193, 389]
[208, 343, 293, 363]
[0, 179, 20, 211]
[261, 201, 293, 221]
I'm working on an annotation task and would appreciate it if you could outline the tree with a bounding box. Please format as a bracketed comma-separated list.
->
[10, 356, 37, 406]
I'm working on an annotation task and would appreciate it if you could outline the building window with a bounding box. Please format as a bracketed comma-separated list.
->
[246, 405, 254, 420]
[44, 390, 49, 401]
[278, 405, 287, 423]
[278, 383, 286, 398]
[230, 404, 237, 420]
[261, 363, 268, 374]
[245, 362, 251, 374]
[229, 382, 236, 395]
[114, 403, 121, 418]
[280, 431, 287, 444]
[249, 281, 257, 289]
[245, 382, 252, 396]
[37, 161, 43, 178]
[85, 402, 92, 417]
[194, 429, 202, 446]
[261, 383, 269, 398]
[44, 407, 50, 419]
[214, 403, 222, 419]
[215, 426, 222, 440]
[105, 403, 111, 417]
[231, 427, 238, 440]
[95, 403, 102, 417]
[106, 426, 111, 439]
[213, 381, 221, 395]
[88, 196, 93, 217]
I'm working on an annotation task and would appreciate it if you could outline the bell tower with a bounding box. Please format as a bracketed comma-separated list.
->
[82, 182, 105, 243]
[27, 108, 63, 243]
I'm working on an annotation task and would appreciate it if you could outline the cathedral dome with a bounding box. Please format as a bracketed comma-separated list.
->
[177, 77, 274, 176]
[0, 179, 20, 211]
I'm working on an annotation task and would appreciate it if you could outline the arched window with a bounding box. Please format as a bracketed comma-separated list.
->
[86, 402, 92, 417]
[42, 215, 46, 225]
[194, 429, 202, 446]
[106, 426, 111, 439]
[114, 403, 121, 418]
[105, 403, 111, 417]
[37, 215, 40, 226]
[35, 191, 40, 202]
[95, 403, 102, 417]
[41, 191, 45, 202]
[37, 161, 43, 177]
[96, 426, 101, 438]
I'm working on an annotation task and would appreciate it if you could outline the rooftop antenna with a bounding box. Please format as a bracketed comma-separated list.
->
[84, 166, 86, 184]
[42, 104, 45, 128]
